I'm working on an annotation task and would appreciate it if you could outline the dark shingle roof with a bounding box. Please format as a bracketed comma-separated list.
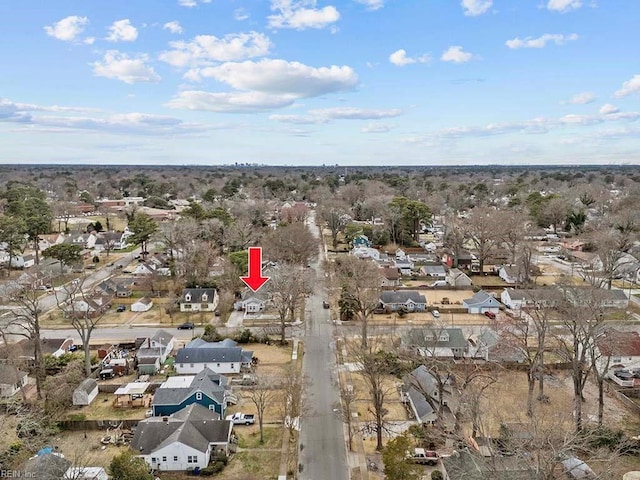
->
[175, 347, 243, 364]
[131, 404, 231, 455]
[0, 364, 26, 384]
[23, 453, 72, 479]
[463, 290, 501, 307]
[405, 328, 468, 350]
[380, 291, 426, 305]
[181, 288, 216, 304]
[152, 368, 228, 406]
[402, 365, 438, 421]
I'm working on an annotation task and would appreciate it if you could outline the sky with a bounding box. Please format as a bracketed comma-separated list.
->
[1, 0, 639, 166]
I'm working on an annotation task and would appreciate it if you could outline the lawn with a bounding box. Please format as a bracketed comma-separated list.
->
[220, 451, 281, 480]
[236, 426, 283, 449]
[67, 392, 150, 421]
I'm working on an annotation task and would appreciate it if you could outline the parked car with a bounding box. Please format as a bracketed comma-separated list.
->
[177, 322, 195, 330]
[225, 412, 255, 425]
[116, 305, 126, 313]
[431, 309, 440, 318]
[408, 448, 440, 466]
[484, 311, 496, 319]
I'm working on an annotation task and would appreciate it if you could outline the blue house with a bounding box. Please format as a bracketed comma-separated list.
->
[152, 368, 232, 417]
[351, 235, 372, 248]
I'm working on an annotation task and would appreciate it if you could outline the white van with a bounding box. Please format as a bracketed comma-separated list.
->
[430, 280, 447, 287]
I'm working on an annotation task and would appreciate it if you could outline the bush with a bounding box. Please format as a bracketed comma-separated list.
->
[234, 329, 255, 344]
[431, 471, 443, 480]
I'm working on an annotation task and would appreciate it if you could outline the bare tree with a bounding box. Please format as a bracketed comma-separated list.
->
[544, 197, 570, 233]
[247, 373, 278, 444]
[464, 207, 500, 273]
[280, 364, 309, 437]
[3, 287, 46, 399]
[347, 337, 395, 451]
[334, 256, 382, 349]
[318, 203, 347, 250]
[266, 265, 312, 343]
[264, 222, 318, 266]
[337, 383, 357, 451]
[55, 278, 108, 376]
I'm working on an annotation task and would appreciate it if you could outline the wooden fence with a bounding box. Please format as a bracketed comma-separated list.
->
[58, 419, 140, 431]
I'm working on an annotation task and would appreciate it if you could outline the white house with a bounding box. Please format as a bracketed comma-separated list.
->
[131, 404, 233, 472]
[175, 339, 253, 375]
[131, 297, 153, 312]
[462, 290, 501, 314]
[0, 365, 28, 398]
[72, 378, 99, 406]
[10, 254, 35, 269]
[498, 265, 522, 284]
[136, 330, 175, 364]
[596, 329, 640, 372]
[64, 233, 97, 250]
[180, 288, 219, 313]
[501, 288, 528, 311]
[234, 291, 267, 314]
[446, 268, 472, 288]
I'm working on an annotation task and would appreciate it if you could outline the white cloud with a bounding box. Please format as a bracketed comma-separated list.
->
[84, 37, 95, 45]
[355, 0, 384, 11]
[178, 0, 211, 7]
[268, 0, 340, 30]
[195, 59, 358, 98]
[562, 91, 596, 105]
[166, 91, 296, 113]
[234, 8, 250, 21]
[599, 103, 619, 115]
[362, 123, 392, 133]
[547, 0, 582, 13]
[92, 51, 160, 84]
[441, 46, 474, 63]
[271, 107, 401, 124]
[614, 74, 640, 98]
[106, 19, 138, 42]
[389, 49, 430, 67]
[506, 33, 578, 49]
[461, 0, 492, 16]
[159, 32, 272, 68]
[168, 60, 358, 113]
[163, 21, 183, 34]
[44, 16, 89, 42]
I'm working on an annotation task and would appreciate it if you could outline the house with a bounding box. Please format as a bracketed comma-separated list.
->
[39, 233, 64, 251]
[400, 365, 453, 426]
[500, 288, 529, 311]
[404, 327, 468, 358]
[442, 450, 538, 480]
[136, 329, 175, 366]
[132, 262, 158, 276]
[22, 451, 72, 479]
[473, 330, 527, 363]
[10, 254, 35, 269]
[175, 339, 253, 374]
[379, 291, 427, 312]
[72, 378, 99, 406]
[132, 297, 153, 312]
[132, 403, 233, 472]
[351, 246, 383, 261]
[498, 265, 523, 284]
[234, 291, 267, 314]
[64, 233, 97, 249]
[380, 267, 401, 287]
[14, 337, 74, 364]
[68, 293, 112, 318]
[421, 264, 446, 278]
[596, 329, 640, 371]
[137, 357, 161, 375]
[94, 231, 130, 251]
[442, 249, 475, 270]
[152, 368, 231, 417]
[394, 257, 414, 276]
[462, 290, 501, 314]
[0, 365, 28, 398]
[64, 467, 109, 480]
[409, 253, 439, 264]
[180, 288, 219, 312]
[446, 268, 473, 288]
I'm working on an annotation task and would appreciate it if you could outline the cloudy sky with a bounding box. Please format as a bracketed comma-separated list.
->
[1, 0, 639, 166]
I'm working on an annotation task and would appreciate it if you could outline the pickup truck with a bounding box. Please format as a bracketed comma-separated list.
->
[225, 412, 255, 425]
[408, 448, 440, 466]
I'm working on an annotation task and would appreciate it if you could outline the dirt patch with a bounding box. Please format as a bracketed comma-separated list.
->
[51, 430, 128, 469]
[69, 392, 149, 421]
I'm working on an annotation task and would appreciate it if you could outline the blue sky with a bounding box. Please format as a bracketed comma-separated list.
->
[1, 0, 639, 166]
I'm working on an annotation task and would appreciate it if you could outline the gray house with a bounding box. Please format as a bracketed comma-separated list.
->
[0, 365, 28, 398]
[462, 290, 501, 314]
[404, 327, 468, 358]
[401, 365, 448, 425]
[379, 291, 427, 312]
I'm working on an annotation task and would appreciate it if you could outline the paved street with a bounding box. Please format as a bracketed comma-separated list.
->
[298, 213, 348, 480]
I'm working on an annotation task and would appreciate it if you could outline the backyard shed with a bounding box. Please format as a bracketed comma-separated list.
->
[72, 378, 99, 406]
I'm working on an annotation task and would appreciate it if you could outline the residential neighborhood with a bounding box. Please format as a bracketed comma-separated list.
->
[1, 165, 640, 480]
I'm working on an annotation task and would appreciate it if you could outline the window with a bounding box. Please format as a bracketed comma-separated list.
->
[230, 363, 235, 369]
[151, 457, 157, 463]
[173, 456, 178, 462]
[196, 392, 203, 400]
[185, 294, 191, 301]
[201, 303, 208, 309]
[188, 456, 197, 464]
[162, 456, 167, 462]
[180, 364, 184, 368]
[209, 404, 215, 410]
[202, 293, 208, 301]
[217, 363, 221, 367]
[613, 358, 621, 363]
[190, 363, 194, 368]
[183, 304, 191, 310]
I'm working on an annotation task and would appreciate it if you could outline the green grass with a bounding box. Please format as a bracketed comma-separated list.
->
[237, 427, 283, 449]
[233, 451, 280, 476]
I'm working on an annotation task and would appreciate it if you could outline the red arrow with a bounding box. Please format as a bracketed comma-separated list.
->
[241, 247, 270, 292]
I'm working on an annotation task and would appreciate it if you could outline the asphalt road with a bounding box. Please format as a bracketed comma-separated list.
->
[298, 212, 348, 480]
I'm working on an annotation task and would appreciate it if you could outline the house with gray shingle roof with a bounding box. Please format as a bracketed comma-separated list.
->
[132, 403, 233, 471]
[420, 264, 446, 278]
[404, 327, 468, 358]
[175, 339, 253, 374]
[152, 368, 231, 417]
[0, 364, 27, 398]
[379, 291, 427, 312]
[180, 288, 218, 312]
[462, 290, 501, 314]
[401, 365, 456, 426]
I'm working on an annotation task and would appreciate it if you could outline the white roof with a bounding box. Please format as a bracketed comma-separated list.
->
[114, 382, 150, 395]
[162, 376, 195, 388]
